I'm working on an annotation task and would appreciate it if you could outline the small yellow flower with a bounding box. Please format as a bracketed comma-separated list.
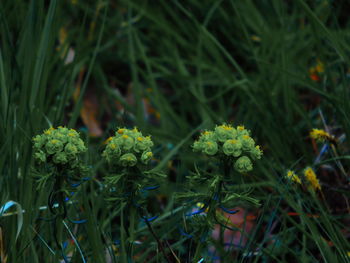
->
[315, 60, 324, 73]
[251, 35, 261, 42]
[286, 170, 302, 185]
[137, 137, 143, 141]
[221, 124, 233, 131]
[243, 135, 250, 140]
[237, 125, 245, 131]
[310, 129, 334, 142]
[122, 135, 129, 139]
[117, 129, 125, 134]
[110, 144, 117, 149]
[105, 137, 113, 144]
[304, 167, 321, 191]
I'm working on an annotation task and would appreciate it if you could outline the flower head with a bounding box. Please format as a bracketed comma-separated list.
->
[234, 156, 253, 173]
[304, 167, 321, 191]
[32, 126, 86, 166]
[286, 170, 302, 185]
[310, 129, 334, 143]
[102, 127, 154, 167]
[192, 123, 263, 174]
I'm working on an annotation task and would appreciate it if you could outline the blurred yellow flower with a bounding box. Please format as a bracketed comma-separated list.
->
[310, 128, 334, 143]
[304, 167, 321, 191]
[286, 170, 302, 184]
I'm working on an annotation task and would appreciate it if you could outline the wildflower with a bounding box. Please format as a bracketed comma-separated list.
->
[102, 127, 154, 167]
[141, 151, 153, 164]
[250, 145, 263, 160]
[310, 128, 334, 143]
[234, 156, 253, 173]
[33, 126, 86, 166]
[309, 60, 325, 82]
[315, 60, 324, 73]
[119, 153, 137, 167]
[203, 141, 218, 156]
[215, 124, 236, 142]
[192, 123, 262, 174]
[286, 170, 302, 184]
[241, 135, 255, 151]
[223, 139, 242, 157]
[304, 167, 321, 191]
[103, 137, 113, 144]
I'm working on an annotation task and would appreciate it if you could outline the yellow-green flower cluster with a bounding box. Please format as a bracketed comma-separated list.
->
[33, 126, 87, 166]
[286, 170, 302, 185]
[304, 167, 321, 191]
[193, 124, 263, 173]
[310, 128, 334, 143]
[102, 127, 153, 167]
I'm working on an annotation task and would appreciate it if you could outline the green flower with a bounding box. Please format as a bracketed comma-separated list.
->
[134, 136, 153, 152]
[250, 145, 263, 160]
[103, 127, 154, 167]
[214, 124, 236, 142]
[236, 125, 249, 136]
[45, 139, 64, 154]
[223, 139, 242, 157]
[198, 131, 216, 142]
[192, 123, 263, 175]
[119, 153, 137, 167]
[119, 135, 135, 151]
[192, 141, 204, 152]
[234, 156, 253, 173]
[203, 141, 218, 155]
[34, 150, 46, 163]
[141, 151, 153, 164]
[32, 126, 87, 166]
[65, 143, 78, 157]
[53, 152, 68, 164]
[240, 135, 255, 151]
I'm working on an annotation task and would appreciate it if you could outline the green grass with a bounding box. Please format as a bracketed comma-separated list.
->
[1, 0, 349, 262]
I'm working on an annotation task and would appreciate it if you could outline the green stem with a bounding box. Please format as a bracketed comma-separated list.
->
[139, 208, 172, 263]
[127, 202, 137, 262]
[193, 159, 228, 262]
[120, 204, 128, 263]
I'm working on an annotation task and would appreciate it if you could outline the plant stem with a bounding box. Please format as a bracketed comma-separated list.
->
[127, 202, 137, 262]
[142, 213, 172, 263]
[120, 204, 128, 263]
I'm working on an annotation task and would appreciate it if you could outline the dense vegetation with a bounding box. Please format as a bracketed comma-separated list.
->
[1, 1, 349, 262]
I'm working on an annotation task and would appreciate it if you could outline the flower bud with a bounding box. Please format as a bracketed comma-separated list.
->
[120, 135, 135, 151]
[65, 143, 78, 157]
[33, 126, 86, 166]
[250, 145, 263, 160]
[141, 151, 153, 164]
[192, 141, 204, 152]
[223, 139, 242, 157]
[214, 125, 236, 142]
[119, 153, 137, 167]
[203, 141, 218, 156]
[53, 152, 68, 164]
[234, 156, 253, 173]
[240, 135, 255, 151]
[35, 150, 46, 163]
[45, 139, 64, 155]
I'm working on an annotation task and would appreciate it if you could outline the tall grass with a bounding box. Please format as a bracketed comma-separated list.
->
[1, 0, 349, 262]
